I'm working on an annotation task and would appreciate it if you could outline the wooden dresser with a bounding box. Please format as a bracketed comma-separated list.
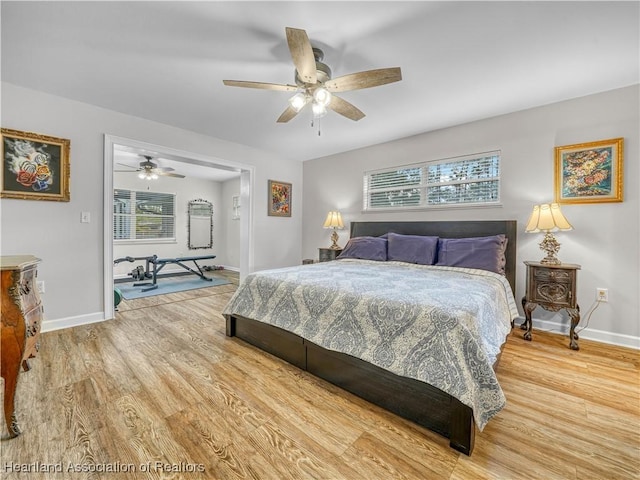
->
[1, 255, 43, 437]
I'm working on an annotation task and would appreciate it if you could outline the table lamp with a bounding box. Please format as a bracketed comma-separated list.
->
[525, 203, 572, 265]
[323, 211, 344, 249]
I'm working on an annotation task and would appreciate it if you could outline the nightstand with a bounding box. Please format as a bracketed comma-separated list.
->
[521, 261, 581, 350]
[318, 248, 342, 262]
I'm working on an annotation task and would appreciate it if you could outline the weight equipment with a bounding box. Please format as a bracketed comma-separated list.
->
[114, 254, 217, 292]
[130, 265, 148, 282]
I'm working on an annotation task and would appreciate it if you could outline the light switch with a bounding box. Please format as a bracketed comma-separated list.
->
[81, 211, 91, 223]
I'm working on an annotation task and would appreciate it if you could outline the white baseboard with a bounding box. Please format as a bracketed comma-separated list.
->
[516, 316, 640, 350]
[41, 311, 110, 333]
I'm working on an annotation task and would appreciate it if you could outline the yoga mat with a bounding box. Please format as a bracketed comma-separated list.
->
[117, 275, 230, 300]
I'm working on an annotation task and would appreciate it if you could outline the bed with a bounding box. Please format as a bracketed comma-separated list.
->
[223, 220, 518, 455]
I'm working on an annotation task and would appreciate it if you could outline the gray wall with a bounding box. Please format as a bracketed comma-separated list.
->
[303, 85, 639, 348]
[1, 82, 302, 328]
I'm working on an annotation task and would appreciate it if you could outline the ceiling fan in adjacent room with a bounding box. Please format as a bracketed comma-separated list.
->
[115, 155, 185, 180]
[223, 27, 402, 130]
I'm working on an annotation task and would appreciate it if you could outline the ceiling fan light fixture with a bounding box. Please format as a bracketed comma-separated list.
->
[138, 170, 159, 180]
[289, 92, 309, 112]
[313, 87, 331, 107]
[312, 101, 327, 118]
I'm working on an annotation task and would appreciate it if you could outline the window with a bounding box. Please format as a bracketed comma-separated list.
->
[113, 189, 176, 242]
[363, 151, 500, 211]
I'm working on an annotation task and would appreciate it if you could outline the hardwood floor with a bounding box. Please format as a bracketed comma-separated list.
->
[2, 271, 639, 479]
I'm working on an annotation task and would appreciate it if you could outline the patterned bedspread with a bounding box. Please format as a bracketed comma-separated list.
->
[222, 258, 519, 429]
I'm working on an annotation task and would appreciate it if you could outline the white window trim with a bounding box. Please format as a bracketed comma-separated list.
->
[363, 150, 502, 212]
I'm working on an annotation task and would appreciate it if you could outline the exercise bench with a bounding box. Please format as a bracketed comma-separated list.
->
[114, 254, 217, 292]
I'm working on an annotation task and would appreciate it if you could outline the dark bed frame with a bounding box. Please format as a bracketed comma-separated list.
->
[225, 220, 517, 456]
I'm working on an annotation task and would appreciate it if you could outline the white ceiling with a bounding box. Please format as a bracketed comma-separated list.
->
[2, 1, 639, 167]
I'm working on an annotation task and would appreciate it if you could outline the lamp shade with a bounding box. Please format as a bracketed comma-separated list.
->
[525, 203, 572, 233]
[323, 211, 344, 229]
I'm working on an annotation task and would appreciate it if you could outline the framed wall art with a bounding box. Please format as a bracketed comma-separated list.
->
[554, 137, 623, 204]
[1, 128, 70, 201]
[268, 179, 291, 217]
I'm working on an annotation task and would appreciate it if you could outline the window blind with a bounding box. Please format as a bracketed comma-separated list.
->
[113, 189, 176, 241]
[363, 151, 500, 211]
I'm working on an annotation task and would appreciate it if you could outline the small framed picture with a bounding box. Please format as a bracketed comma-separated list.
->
[268, 180, 291, 217]
[555, 137, 623, 204]
[1, 128, 70, 202]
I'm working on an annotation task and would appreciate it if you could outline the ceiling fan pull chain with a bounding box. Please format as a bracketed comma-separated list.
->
[310, 116, 321, 136]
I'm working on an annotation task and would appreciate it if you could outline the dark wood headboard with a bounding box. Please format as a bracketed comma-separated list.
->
[350, 220, 517, 294]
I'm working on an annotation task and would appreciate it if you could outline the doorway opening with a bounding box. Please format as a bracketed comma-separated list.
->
[103, 135, 253, 319]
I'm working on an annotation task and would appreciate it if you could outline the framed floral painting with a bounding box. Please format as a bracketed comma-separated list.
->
[268, 180, 291, 217]
[1, 128, 70, 201]
[555, 137, 623, 204]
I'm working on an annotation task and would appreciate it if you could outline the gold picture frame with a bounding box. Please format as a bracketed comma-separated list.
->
[1, 128, 70, 202]
[268, 180, 291, 217]
[554, 137, 623, 204]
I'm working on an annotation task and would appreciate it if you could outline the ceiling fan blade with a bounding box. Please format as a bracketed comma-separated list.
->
[223, 80, 298, 92]
[325, 67, 402, 92]
[276, 105, 301, 123]
[153, 167, 175, 173]
[114, 170, 139, 173]
[329, 95, 366, 121]
[286, 27, 317, 84]
[159, 172, 185, 178]
[116, 163, 138, 170]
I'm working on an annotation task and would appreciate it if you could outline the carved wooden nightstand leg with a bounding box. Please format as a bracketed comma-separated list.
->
[520, 297, 528, 331]
[568, 306, 581, 350]
[522, 300, 537, 342]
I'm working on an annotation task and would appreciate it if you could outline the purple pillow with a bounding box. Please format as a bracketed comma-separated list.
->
[387, 232, 439, 265]
[337, 236, 387, 261]
[436, 235, 507, 274]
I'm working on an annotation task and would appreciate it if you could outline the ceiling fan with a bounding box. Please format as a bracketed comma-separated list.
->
[223, 27, 402, 127]
[115, 155, 185, 180]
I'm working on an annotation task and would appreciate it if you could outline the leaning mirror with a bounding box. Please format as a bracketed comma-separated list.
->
[188, 199, 213, 249]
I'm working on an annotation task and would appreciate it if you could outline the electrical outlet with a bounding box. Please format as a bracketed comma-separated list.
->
[37, 281, 45, 294]
[596, 288, 608, 302]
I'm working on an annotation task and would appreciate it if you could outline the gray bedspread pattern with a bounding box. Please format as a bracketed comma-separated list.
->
[222, 259, 519, 429]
